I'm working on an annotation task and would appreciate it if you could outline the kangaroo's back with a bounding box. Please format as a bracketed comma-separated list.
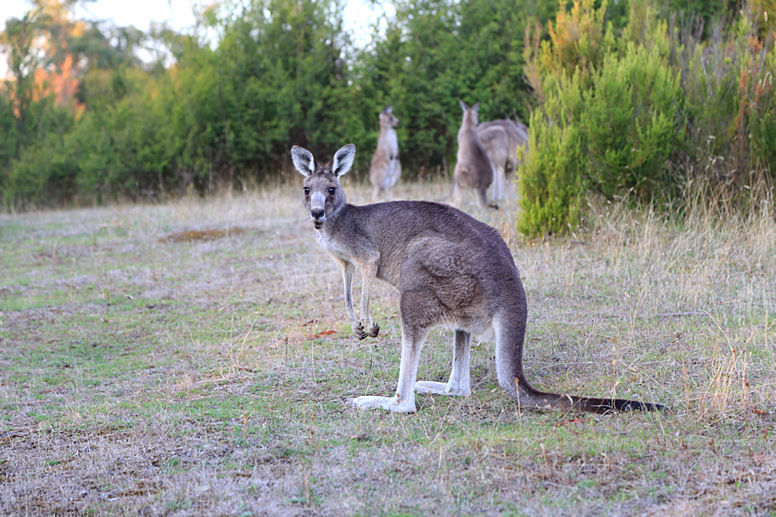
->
[478, 119, 529, 168]
[454, 104, 492, 189]
[452, 102, 495, 208]
[352, 201, 518, 294]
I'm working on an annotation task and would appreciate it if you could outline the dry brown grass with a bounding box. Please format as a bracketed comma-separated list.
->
[0, 180, 774, 515]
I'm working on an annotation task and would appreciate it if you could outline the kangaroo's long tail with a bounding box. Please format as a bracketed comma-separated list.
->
[514, 376, 667, 414]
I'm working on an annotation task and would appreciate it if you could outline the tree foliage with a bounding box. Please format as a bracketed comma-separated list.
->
[1, 0, 555, 206]
[2, 0, 769, 217]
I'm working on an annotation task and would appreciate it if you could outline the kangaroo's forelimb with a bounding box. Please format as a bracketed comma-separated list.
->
[338, 256, 380, 340]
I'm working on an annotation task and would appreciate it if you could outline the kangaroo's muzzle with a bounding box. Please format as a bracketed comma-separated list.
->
[310, 192, 326, 229]
[311, 208, 325, 229]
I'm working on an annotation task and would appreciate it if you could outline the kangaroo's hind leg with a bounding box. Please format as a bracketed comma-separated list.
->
[350, 321, 428, 413]
[477, 185, 499, 210]
[415, 329, 471, 396]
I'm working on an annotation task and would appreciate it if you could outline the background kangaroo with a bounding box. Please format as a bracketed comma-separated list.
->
[369, 106, 401, 202]
[291, 143, 665, 414]
[451, 101, 497, 209]
[476, 118, 530, 201]
[475, 124, 510, 202]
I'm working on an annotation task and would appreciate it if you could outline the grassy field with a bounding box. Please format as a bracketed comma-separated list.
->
[1, 180, 774, 516]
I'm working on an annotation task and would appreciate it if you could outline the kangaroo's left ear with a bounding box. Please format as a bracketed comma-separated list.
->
[473, 102, 481, 112]
[332, 144, 356, 177]
[291, 146, 315, 177]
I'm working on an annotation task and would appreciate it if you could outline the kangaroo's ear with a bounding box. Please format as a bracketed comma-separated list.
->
[473, 102, 481, 112]
[385, 105, 393, 114]
[332, 144, 356, 177]
[291, 146, 315, 177]
[459, 100, 468, 112]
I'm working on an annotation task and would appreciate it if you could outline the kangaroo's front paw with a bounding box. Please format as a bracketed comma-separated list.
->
[367, 323, 380, 338]
[353, 322, 368, 340]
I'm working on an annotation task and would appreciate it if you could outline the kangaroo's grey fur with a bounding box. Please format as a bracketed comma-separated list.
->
[291, 143, 666, 415]
[476, 118, 530, 201]
[476, 124, 511, 201]
[452, 101, 497, 209]
[369, 106, 402, 202]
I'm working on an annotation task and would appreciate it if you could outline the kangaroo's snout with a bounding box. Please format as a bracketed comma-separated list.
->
[311, 208, 325, 228]
[310, 191, 327, 229]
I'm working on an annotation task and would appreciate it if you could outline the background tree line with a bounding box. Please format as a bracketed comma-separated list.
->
[0, 0, 551, 208]
[1, 0, 773, 236]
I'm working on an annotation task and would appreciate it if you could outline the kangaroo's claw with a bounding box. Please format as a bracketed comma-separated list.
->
[353, 322, 368, 340]
[367, 323, 380, 338]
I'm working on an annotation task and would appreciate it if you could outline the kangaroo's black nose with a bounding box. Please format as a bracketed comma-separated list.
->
[311, 208, 324, 219]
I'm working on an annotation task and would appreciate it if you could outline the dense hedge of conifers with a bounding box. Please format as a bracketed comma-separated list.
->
[3, 0, 772, 237]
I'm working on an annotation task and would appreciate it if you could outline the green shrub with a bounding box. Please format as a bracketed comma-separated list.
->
[519, 41, 683, 235]
[581, 43, 683, 201]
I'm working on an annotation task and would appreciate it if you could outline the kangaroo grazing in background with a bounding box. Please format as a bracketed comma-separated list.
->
[291, 142, 666, 414]
[477, 118, 530, 201]
[369, 106, 401, 202]
[452, 101, 497, 209]
[476, 124, 511, 202]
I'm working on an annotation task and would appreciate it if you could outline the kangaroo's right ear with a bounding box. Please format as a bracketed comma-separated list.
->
[385, 106, 393, 114]
[331, 144, 356, 177]
[459, 100, 469, 112]
[291, 146, 315, 177]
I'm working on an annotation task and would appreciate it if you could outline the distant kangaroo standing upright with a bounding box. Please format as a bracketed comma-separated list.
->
[291, 142, 665, 415]
[369, 106, 401, 202]
[452, 101, 497, 209]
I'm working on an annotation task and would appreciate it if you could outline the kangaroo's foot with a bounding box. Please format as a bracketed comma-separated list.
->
[415, 381, 470, 397]
[367, 323, 380, 338]
[350, 395, 415, 413]
[488, 202, 500, 210]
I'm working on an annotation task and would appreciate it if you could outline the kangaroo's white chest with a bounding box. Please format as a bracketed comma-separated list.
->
[316, 230, 351, 261]
[383, 130, 398, 157]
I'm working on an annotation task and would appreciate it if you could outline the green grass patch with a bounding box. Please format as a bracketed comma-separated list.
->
[0, 186, 774, 515]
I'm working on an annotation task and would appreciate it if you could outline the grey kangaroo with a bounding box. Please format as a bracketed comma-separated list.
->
[476, 124, 511, 201]
[477, 118, 530, 201]
[369, 106, 401, 202]
[291, 143, 665, 414]
[451, 101, 497, 209]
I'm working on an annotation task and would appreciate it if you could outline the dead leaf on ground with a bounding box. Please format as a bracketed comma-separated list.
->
[159, 227, 248, 243]
[308, 330, 337, 340]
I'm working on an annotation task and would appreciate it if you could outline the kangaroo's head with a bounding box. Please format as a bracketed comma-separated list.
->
[379, 106, 399, 129]
[291, 144, 355, 230]
[459, 101, 481, 128]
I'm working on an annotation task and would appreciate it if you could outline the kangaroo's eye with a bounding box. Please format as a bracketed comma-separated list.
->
[303, 187, 310, 195]
[328, 187, 336, 195]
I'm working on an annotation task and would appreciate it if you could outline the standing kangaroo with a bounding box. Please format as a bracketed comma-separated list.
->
[291, 143, 665, 414]
[452, 101, 497, 209]
[369, 106, 401, 202]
